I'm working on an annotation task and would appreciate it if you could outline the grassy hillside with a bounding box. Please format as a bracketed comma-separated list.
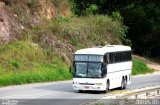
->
[0, 41, 72, 86]
[0, 14, 127, 86]
[0, 0, 154, 86]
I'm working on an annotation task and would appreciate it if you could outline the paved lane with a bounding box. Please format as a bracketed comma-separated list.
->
[0, 73, 160, 105]
[127, 73, 160, 90]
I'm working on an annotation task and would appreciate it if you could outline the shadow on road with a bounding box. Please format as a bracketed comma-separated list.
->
[76, 90, 105, 94]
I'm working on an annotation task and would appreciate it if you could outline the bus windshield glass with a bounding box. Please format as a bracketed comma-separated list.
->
[74, 62, 102, 78]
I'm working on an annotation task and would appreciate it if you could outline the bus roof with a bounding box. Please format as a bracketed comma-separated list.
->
[75, 45, 131, 55]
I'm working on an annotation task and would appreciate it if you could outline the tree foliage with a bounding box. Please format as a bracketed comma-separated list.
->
[71, 0, 160, 57]
[123, 0, 160, 56]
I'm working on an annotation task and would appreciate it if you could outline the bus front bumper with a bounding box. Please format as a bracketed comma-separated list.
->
[73, 84, 106, 91]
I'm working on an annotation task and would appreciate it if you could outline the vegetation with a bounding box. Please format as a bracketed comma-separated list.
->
[71, 0, 160, 57]
[0, 0, 157, 86]
[132, 59, 154, 75]
[23, 14, 128, 50]
[57, 15, 128, 46]
[0, 41, 71, 86]
[0, 14, 128, 86]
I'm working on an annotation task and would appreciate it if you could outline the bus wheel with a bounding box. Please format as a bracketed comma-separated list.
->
[121, 78, 126, 90]
[106, 80, 110, 93]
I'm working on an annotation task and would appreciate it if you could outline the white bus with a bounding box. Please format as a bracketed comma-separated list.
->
[72, 45, 132, 92]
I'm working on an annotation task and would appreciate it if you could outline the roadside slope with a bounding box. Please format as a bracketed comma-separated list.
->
[0, 0, 128, 86]
[133, 55, 160, 72]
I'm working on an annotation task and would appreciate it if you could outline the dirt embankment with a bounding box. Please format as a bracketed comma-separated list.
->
[0, 2, 21, 45]
[147, 64, 160, 72]
[0, 0, 71, 44]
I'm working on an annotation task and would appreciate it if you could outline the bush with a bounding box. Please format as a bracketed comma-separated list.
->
[83, 4, 99, 15]
[10, 60, 20, 69]
[132, 59, 154, 75]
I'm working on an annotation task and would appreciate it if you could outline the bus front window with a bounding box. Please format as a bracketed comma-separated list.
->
[88, 63, 102, 78]
[74, 62, 103, 78]
[75, 62, 87, 77]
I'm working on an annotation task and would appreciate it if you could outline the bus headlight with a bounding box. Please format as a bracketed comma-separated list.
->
[95, 83, 103, 86]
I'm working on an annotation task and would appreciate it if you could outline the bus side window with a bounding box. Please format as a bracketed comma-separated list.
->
[109, 53, 113, 63]
[107, 54, 110, 63]
[104, 54, 110, 63]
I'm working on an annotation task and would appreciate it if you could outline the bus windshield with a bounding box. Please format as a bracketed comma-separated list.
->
[74, 62, 102, 78]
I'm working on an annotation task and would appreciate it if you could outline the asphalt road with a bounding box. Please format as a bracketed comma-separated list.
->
[0, 73, 160, 105]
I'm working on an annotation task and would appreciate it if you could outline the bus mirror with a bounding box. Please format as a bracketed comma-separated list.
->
[69, 65, 74, 76]
[102, 63, 106, 69]
[102, 63, 107, 75]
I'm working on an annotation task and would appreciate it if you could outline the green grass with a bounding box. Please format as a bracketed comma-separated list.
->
[132, 59, 154, 75]
[0, 64, 71, 86]
[0, 41, 72, 86]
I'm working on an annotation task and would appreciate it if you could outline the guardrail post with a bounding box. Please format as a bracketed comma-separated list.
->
[157, 90, 159, 95]
[135, 94, 138, 99]
[146, 92, 148, 96]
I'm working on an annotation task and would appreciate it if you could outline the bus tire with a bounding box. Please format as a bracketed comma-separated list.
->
[125, 75, 128, 85]
[105, 80, 110, 93]
[121, 77, 126, 90]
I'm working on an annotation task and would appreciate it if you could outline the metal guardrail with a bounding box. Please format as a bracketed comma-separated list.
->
[81, 87, 160, 105]
[120, 88, 160, 99]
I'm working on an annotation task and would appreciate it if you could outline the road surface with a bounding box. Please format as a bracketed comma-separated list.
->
[0, 73, 160, 105]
